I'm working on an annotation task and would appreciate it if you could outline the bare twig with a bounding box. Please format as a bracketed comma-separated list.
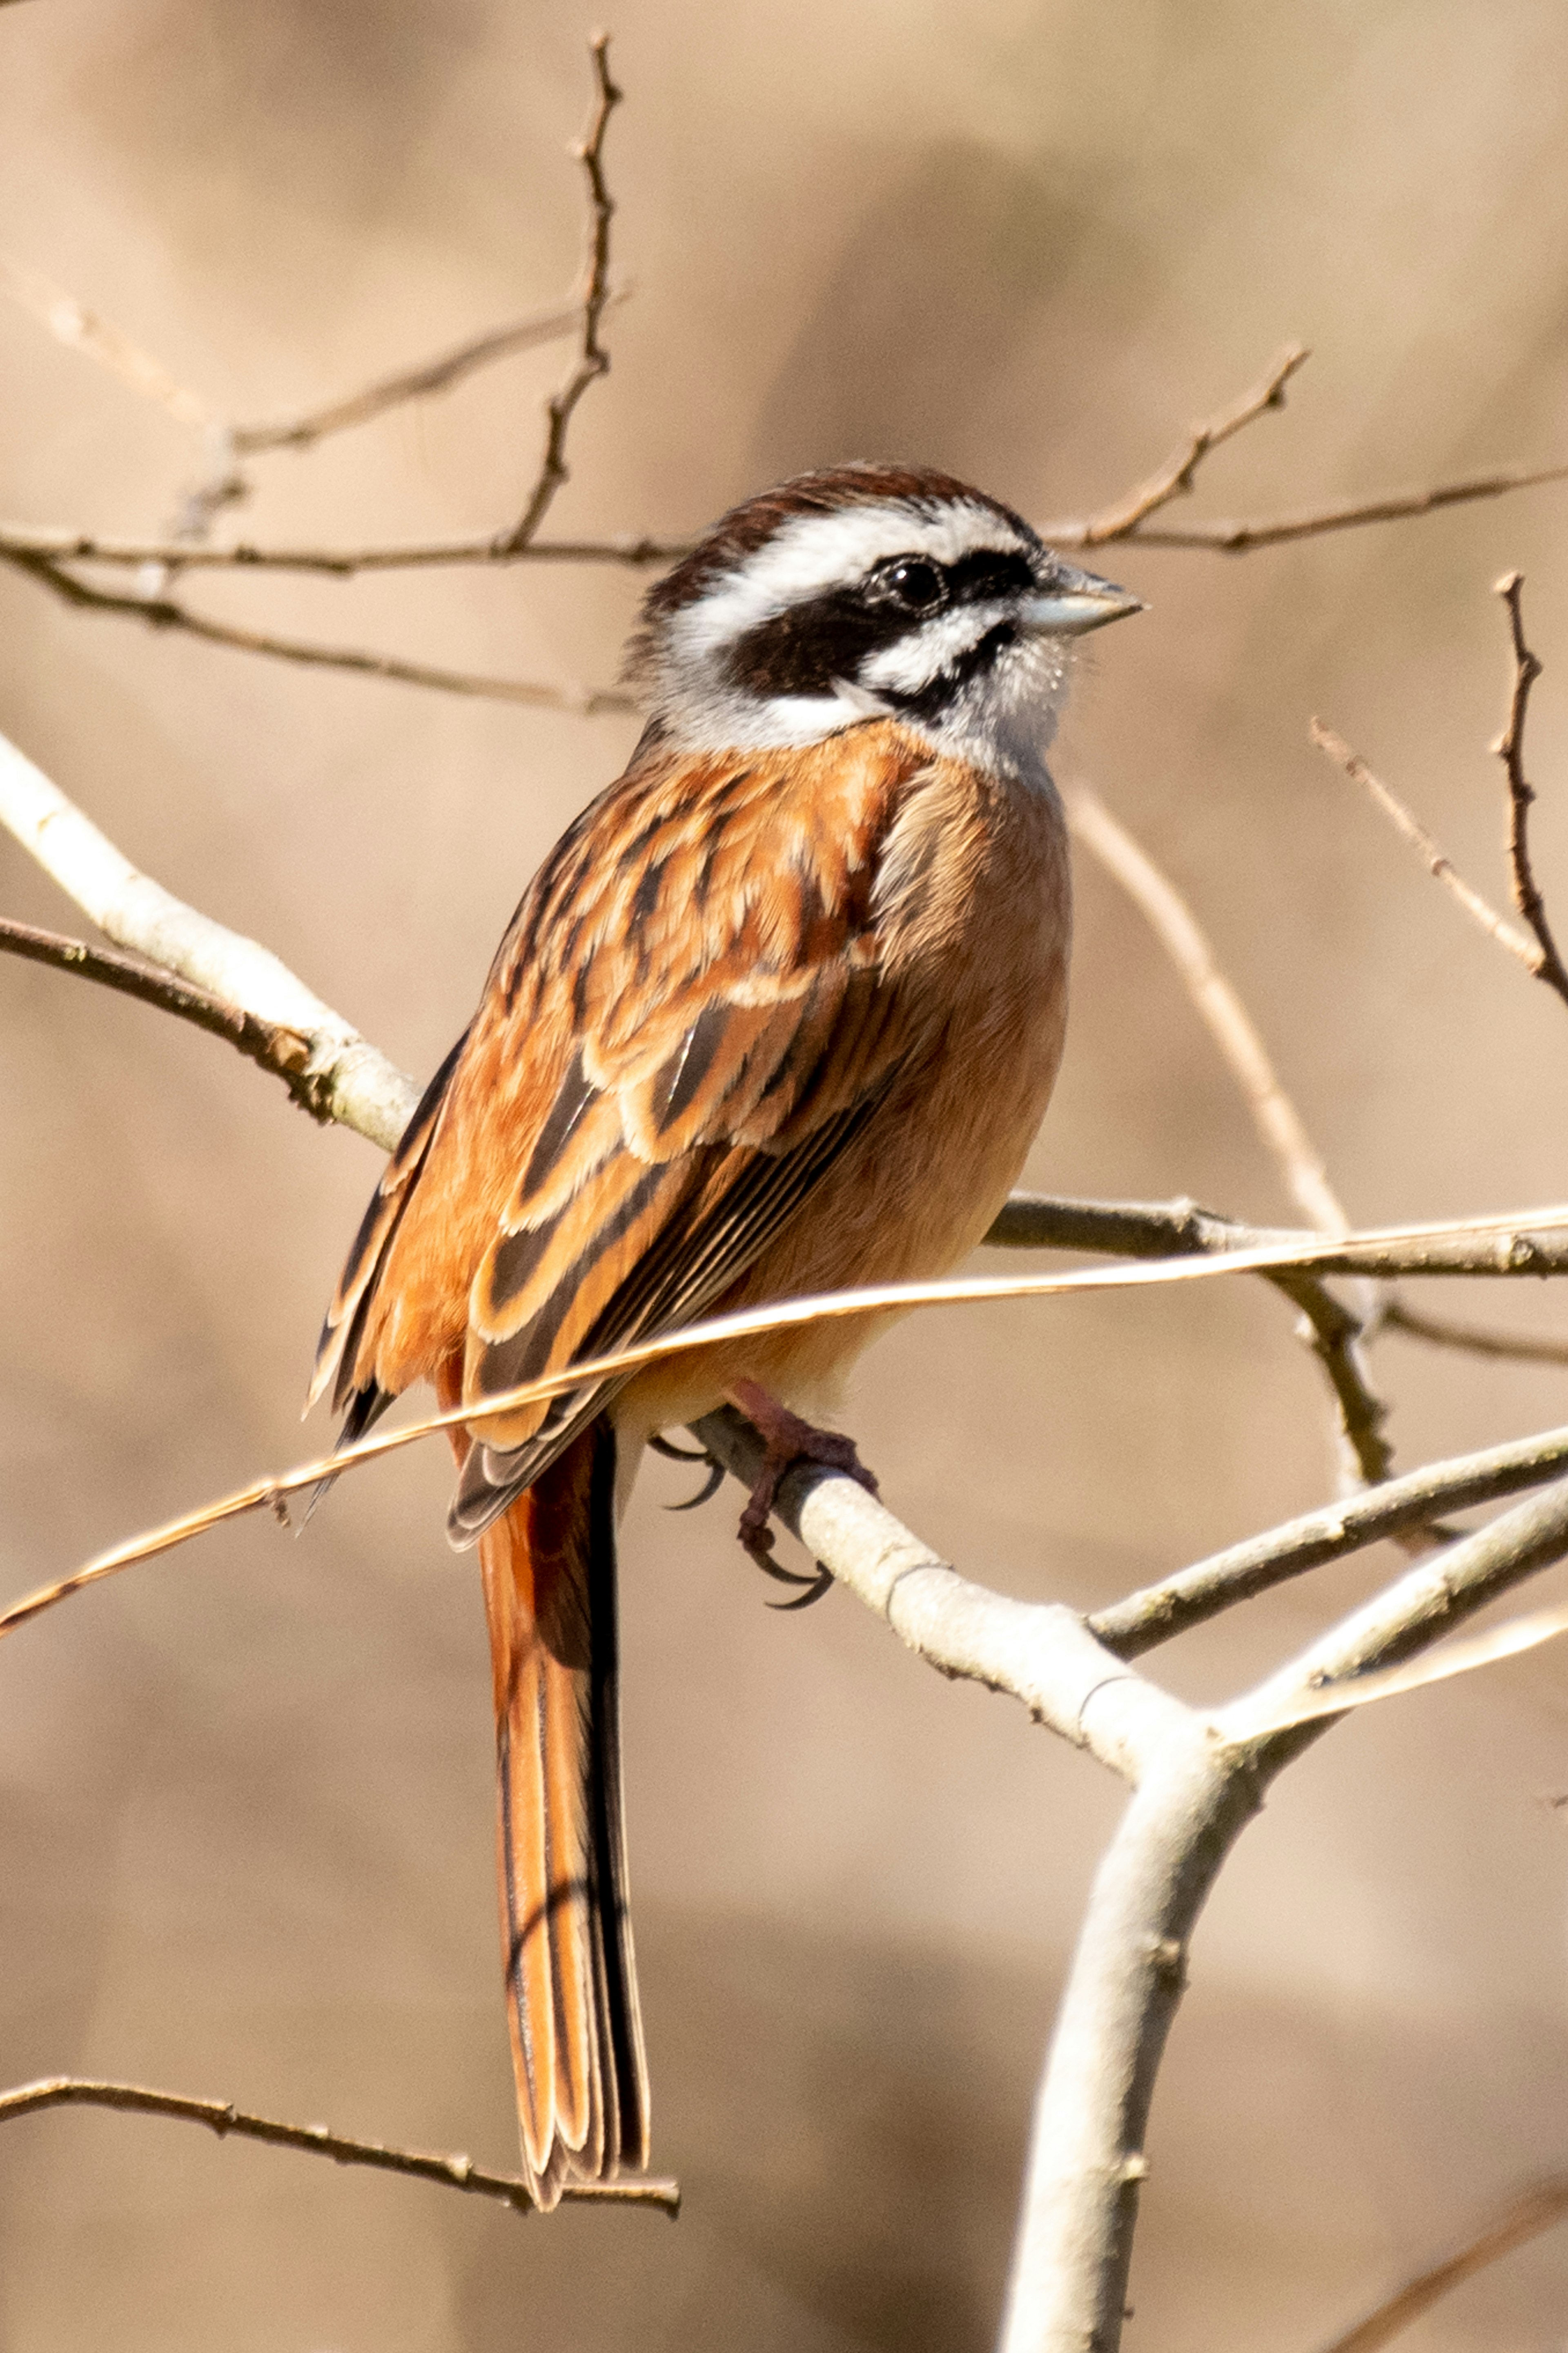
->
[1312, 2175, 1568, 2353]
[1091, 1420, 1568, 1658]
[0, 546, 632, 711]
[1310, 717, 1541, 972]
[0, 732, 419, 1149]
[0, 522, 686, 575]
[1045, 460, 1568, 554]
[1072, 344, 1310, 544]
[494, 34, 621, 554]
[1381, 1297, 1568, 1366]
[1493, 569, 1568, 1006]
[0, 915, 334, 1111]
[231, 297, 612, 456]
[0, 2076, 678, 2215]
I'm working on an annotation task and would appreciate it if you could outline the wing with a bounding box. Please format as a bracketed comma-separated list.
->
[320, 723, 941, 1539]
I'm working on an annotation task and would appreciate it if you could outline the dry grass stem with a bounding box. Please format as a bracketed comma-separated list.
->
[0, 2076, 679, 2215]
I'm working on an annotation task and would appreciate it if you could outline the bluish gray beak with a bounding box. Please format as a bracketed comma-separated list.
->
[1019, 563, 1144, 636]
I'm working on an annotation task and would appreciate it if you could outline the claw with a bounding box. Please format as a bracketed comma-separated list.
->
[667, 1461, 725, 1512]
[766, 1561, 835, 1611]
[650, 1434, 714, 1464]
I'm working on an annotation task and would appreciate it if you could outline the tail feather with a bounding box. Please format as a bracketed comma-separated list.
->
[476, 1417, 649, 2208]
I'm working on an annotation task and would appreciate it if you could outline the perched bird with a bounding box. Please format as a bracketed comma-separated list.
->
[309, 462, 1139, 2207]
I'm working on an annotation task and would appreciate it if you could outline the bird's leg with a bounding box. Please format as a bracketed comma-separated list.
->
[726, 1379, 880, 1585]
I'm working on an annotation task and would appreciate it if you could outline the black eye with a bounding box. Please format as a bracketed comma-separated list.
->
[870, 556, 946, 613]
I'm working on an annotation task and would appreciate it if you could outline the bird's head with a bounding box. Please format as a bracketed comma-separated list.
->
[628, 462, 1141, 773]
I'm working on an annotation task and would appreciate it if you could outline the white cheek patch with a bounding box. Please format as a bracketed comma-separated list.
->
[671, 499, 1034, 667]
[858, 602, 1013, 696]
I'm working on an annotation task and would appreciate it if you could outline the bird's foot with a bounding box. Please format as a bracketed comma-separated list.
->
[727, 1380, 879, 1607]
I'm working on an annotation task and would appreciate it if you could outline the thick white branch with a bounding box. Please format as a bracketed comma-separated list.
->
[0, 732, 417, 1148]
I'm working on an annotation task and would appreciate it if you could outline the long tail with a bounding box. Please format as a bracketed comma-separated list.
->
[474, 1417, 649, 2208]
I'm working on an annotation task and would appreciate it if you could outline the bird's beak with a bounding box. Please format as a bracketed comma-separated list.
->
[1019, 564, 1144, 636]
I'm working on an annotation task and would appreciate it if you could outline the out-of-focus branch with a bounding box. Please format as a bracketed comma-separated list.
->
[0, 521, 687, 573]
[1091, 1420, 1568, 1657]
[0, 731, 418, 1148]
[1070, 344, 1310, 544]
[494, 33, 621, 554]
[0, 251, 211, 427]
[0, 2075, 678, 2215]
[1311, 716, 1542, 972]
[1312, 2175, 1568, 2353]
[1494, 569, 1568, 1005]
[1062, 781, 1399, 1490]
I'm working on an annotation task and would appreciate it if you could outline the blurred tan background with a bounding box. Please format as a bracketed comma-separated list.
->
[4, 2, 1568, 2346]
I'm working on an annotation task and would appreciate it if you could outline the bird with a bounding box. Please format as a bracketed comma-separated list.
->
[308, 461, 1140, 2208]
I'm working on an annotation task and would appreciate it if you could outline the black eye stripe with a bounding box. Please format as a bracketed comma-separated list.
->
[722, 545, 1040, 701]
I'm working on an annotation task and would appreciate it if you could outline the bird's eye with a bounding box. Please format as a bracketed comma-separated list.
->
[871, 557, 945, 613]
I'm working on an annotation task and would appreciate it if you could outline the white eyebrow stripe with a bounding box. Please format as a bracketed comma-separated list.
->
[669, 499, 1037, 663]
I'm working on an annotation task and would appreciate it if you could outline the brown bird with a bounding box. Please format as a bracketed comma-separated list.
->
[309, 462, 1139, 2206]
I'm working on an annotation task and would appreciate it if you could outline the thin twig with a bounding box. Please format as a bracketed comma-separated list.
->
[0, 916, 332, 1112]
[1091, 1420, 1568, 1658]
[0, 524, 686, 575]
[8, 1204, 1568, 1650]
[0, 2076, 678, 2215]
[0, 731, 419, 1149]
[1073, 344, 1310, 544]
[1, 546, 632, 712]
[494, 34, 621, 554]
[1381, 1298, 1568, 1366]
[1493, 569, 1568, 1006]
[1044, 461, 1568, 553]
[231, 297, 615, 455]
[1311, 2175, 1568, 2353]
[1310, 717, 1540, 972]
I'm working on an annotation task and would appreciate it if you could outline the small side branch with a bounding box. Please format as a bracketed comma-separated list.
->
[1494, 570, 1568, 1005]
[0, 2075, 678, 2215]
[1074, 344, 1309, 544]
[495, 35, 621, 553]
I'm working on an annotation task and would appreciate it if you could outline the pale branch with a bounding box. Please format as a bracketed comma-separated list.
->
[1235, 1588, 1568, 1738]
[0, 544, 633, 711]
[1223, 1471, 1568, 1743]
[1091, 1421, 1568, 1658]
[1311, 716, 1541, 973]
[1494, 569, 1568, 1006]
[0, 915, 335, 1113]
[0, 250, 210, 427]
[1313, 2175, 1568, 2353]
[1062, 782, 1396, 1489]
[1069, 343, 1310, 544]
[0, 2075, 678, 2215]
[230, 297, 611, 456]
[1381, 1297, 1568, 1366]
[1048, 459, 1568, 553]
[691, 1409, 1210, 1782]
[494, 34, 621, 554]
[0, 731, 419, 1149]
